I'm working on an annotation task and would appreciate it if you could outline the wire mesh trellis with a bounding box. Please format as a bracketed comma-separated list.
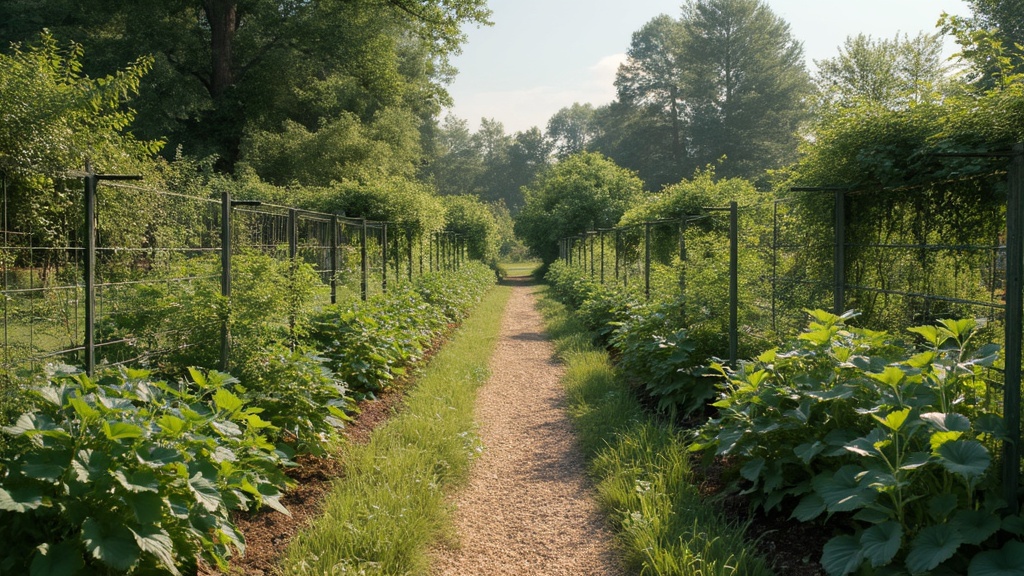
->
[558, 147, 1024, 510]
[0, 168, 467, 380]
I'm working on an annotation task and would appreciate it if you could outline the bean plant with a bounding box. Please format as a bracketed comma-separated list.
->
[693, 310, 1022, 575]
[0, 366, 292, 575]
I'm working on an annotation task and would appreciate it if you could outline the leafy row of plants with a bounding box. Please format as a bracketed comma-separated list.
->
[545, 261, 717, 421]
[0, 261, 495, 575]
[545, 260, 1022, 575]
[692, 311, 1020, 576]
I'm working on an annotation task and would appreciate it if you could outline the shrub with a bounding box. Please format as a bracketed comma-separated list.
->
[609, 296, 714, 421]
[237, 344, 355, 456]
[693, 311, 1016, 575]
[0, 366, 292, 575]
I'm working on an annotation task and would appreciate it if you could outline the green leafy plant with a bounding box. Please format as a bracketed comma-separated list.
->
[694, 311, 1015, 575]
[238, 344, 356, 456]
[0, 366, 292, 575]
[609, 296, 713, 420]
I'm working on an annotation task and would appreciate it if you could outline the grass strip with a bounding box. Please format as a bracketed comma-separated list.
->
[536, 286, 776, 576]
[280, 284, 511, 575]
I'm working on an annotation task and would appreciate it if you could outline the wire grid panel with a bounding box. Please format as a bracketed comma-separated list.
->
[92, 183, 223, 369]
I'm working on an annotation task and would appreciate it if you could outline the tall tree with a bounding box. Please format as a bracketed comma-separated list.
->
[679, 0, 811, 179]
[942, 0, 1024, 87]
[0, 0, 491, 169]
[546, 102, 597, 158]
[589, 101, 680, 190]
[422, 114, 485, 197]
[505, 127, 553, 210]
[814, 33, 957, 110]
[614, 15, 687, 172]
[515, 152, 643, 264]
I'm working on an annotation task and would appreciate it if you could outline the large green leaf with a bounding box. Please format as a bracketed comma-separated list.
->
[213, 388, 245, 415]
[103, 421, 145, 441]
[920, 412, 971, 433]
[936, 440, 990, 480]
[29, 542, 84, 576]
[126, 491, 165, 525]
[0, 485, 45, 512]
[861, 522, 902, 568]
[82, 517, 141, 571]
[968, 540, 1024, 576]
[874, 408, 911, 432]
[795, 441, 826, 464]
[792, 493, 826, 522]
[188, 473, 224, 513]
[20, 450, 70, 482]
[814, 466, 877, 513]
[952, 509, 1001, 546]
[129, 525, 179, 576]
[113, 469, 160, 493]
[740, 457, 765, 483]
[4, 413, 59, 436]
[905, 524, 963, 574]
[908, 325, 943, 347]
[822, 535, 864, 576]
[868, 366, 907, 389]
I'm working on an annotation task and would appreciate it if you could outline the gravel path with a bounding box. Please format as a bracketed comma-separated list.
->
[431, 278, 623, 576]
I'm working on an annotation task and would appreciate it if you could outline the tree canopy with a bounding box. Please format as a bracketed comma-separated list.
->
[0, 0, 491, 169]
[515, 152, 643, 264]
[588, 0, 811, 188]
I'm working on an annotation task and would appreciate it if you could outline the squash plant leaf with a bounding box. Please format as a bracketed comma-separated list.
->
[905, 524, 963, 574]
[967, 539, 1024, 576]
[920, 412, 971, 433]
[791, 493, 826, 522]
[952, 509, 1001, 546]
[936, 440, 990, 480]
[82, 517, 141, 571]
[29, 542, 84, 576]
[821, 534, 864, 576]
[861, 521, 902, 568]
[813, 466, 877, 513]
[0, 485, 45, 512]
[129, 525, 179, 576]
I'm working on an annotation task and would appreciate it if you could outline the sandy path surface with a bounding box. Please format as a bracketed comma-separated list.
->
[430, 278, 623, 576]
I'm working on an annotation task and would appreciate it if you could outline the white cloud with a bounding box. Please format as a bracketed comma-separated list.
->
[449, 53, 627, 134]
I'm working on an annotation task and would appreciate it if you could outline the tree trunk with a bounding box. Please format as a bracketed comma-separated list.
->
[204, 0, 237, 98]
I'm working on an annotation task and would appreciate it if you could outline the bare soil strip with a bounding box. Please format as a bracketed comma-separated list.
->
[431, 278, 623, 576]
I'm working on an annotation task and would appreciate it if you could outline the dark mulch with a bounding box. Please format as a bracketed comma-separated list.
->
[693, 455, 828, 576]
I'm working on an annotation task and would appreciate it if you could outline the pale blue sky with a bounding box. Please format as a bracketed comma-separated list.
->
[446, 0, 971, 133]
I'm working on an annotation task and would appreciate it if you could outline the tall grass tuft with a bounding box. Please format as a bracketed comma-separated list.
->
[537, 287, 775, 576]
[280, 285, 511, 575]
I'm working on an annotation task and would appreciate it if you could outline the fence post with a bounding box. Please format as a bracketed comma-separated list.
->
[834, 189, 846, 315]
[679, 219, 687, 294]
[1003, 143, 1024, 513]
[84, 163, 98, 375]
[360, 218, 368, 301]
[288, 209, 298, 337]
[219, 190, 232, 371]
[644, 222, 651, 300]
[729, 201, 739, 366]
[393, 226, 400, 281]
[330, 215, 338, 304]
[600, 230, 605, 283]
[382, 222, 388, 293]
[407, 227, 413, 281]
[589, 232, 595, 278]
[615, 229, 620, 283]
[772, 201, 779, 333]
